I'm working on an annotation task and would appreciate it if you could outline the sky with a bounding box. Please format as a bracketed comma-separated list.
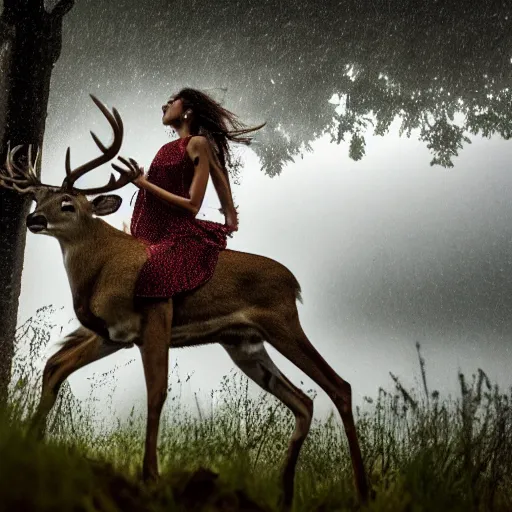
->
[6, 0, 512, 425]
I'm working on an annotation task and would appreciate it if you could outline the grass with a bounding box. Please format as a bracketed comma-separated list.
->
[2, 304, 512, 511]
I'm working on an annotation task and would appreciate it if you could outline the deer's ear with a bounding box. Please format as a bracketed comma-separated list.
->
[90, 194, 122, 216]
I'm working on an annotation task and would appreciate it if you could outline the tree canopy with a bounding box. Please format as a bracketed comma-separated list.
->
[3, 0, 510, 176]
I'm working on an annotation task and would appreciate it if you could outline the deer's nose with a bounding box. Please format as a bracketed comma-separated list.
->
[26, 212, 48, 232]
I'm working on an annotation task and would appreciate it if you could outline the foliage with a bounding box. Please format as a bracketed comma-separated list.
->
[3, 308, 512, 510]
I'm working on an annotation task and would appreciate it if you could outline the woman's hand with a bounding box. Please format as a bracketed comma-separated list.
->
[133, 166, 147, 188]
[224, 208, 239, 232]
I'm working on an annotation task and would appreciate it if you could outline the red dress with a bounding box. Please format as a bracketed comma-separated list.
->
[130, 135, 234, 298]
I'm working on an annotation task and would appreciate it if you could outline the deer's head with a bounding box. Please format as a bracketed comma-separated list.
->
[0, 95, 141, 240]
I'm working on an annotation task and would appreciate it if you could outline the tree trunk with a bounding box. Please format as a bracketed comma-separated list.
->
[0, 0, 74, 403]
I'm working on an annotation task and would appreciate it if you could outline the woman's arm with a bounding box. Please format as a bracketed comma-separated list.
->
[188, 136, 238, 231]
[134, 148, 209, 216]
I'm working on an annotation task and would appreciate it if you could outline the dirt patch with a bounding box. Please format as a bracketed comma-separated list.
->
[89, 461, 271, 512]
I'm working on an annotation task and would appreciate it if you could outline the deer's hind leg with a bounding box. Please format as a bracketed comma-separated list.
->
[31, 325, 124, 439]
[221, 332, 313, 511]
[248, 308, 369, 504]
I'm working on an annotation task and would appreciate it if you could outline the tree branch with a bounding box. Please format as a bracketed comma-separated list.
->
[50, 0, 75, 18]
[2, 0, 47, 23]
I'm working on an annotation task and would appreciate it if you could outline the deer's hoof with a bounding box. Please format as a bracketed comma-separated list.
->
[276, 490, 293, 512]
[142, 467, 159, 484]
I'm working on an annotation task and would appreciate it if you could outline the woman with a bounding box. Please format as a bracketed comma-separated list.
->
[129, 88, 265, 298]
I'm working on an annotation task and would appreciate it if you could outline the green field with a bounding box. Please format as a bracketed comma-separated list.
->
[2, 307, 511, 511]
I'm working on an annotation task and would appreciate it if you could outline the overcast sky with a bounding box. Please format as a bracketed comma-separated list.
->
[8, 0, 512, 424]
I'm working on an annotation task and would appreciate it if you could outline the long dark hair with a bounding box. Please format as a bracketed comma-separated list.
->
[176, 88, 266, 184]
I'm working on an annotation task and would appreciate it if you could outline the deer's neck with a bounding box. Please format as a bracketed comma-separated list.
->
[59, 218, 119, 290]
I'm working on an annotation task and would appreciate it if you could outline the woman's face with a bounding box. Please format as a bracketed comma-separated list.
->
[161, 95, 184, 125]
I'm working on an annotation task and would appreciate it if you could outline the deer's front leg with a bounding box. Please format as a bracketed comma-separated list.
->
[138, 297, 173, 481]
[31, 325, 123, 439]
[90, 293, 143, 345]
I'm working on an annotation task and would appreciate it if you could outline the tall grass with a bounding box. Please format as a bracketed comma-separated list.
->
[2, 305, 511, 511]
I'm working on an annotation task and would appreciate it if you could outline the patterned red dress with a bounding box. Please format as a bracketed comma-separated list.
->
[130, 135, 234, 298]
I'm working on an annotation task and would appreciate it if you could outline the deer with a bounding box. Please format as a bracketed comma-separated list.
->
[0, 95, 369, 510]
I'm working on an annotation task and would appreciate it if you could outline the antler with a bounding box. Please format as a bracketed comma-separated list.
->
[0, 95, 139, 198]
[66, 154, 143, 196]
[61, 94, 126, 194]
[0, 142, 48, 195]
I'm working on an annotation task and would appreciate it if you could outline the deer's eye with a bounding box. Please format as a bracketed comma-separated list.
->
[61, 199, 75, 212]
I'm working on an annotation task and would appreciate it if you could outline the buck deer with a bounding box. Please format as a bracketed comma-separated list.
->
[0, 95, 369, 509]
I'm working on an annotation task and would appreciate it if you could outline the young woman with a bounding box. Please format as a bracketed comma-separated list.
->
[129, 87, 265, 298]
